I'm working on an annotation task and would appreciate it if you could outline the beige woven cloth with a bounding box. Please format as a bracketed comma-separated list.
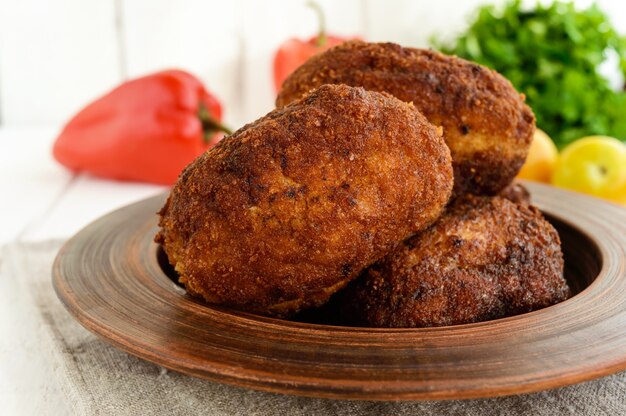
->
[2, 240, 625, 416]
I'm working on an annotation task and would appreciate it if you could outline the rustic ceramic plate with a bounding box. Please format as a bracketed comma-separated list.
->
[52, 181, 626, 401]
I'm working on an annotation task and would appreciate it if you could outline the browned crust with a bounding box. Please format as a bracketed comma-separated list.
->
[276, 41, 535, 196]
[157, 84, 453, 317]
[341, 195, 569, 328]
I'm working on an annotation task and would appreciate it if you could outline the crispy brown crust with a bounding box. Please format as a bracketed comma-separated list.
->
[157, 84, 453, 317]
[276, 41, 535, 196]
[341, 195, 569, 328]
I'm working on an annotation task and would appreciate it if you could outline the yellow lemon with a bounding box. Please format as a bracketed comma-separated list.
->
[552, 136, 626, 204]
[517, 129, 558, 183]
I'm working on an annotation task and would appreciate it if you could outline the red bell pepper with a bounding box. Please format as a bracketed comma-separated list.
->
[273, 2, 360, 93]
[53, 69, 231, 185]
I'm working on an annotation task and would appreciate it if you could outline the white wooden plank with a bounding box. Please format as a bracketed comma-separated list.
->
[121, 0, 244, 126]
[317, 0, 365, 34]
[362, 0, 498, 48]
[0, 126, 72, 243]
[0, 0, 122, 126]
[25, 174, 166, 241]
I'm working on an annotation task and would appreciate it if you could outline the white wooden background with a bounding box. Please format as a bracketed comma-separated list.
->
[1, 0, 624, 130]
[0, 0, 625, 245]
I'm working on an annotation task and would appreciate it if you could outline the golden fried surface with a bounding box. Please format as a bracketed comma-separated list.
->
[156, 84, 453, 317]
[276, 41, 535, 197]
[340, 195, 569, 327]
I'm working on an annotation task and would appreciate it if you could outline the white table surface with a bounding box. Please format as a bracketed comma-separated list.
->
[0, 126, 167, 415]
[0, 126, 167, 243]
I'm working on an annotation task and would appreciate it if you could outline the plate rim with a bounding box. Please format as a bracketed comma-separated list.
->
[52, 182, 626, 401]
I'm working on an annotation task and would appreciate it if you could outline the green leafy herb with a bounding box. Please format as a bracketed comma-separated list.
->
[433, 0, 626, 147]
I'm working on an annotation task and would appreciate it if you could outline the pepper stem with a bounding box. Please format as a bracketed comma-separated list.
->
[198, 103, 233, 145]
[307, 1, 327, 47]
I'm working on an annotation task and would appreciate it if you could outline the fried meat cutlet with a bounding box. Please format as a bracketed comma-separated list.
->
[156, 84, 453, 317]
[340, 195, 569, 327]
[498, 181, 531, 205]
[276, 41, 535, 197]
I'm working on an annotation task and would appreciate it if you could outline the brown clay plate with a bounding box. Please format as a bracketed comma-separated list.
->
[52, 181, 626, 401]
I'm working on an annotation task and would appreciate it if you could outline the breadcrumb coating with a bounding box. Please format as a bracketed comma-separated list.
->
[341, 195, 569, 327]
[156, 84, 453, 317]
[277, 41, 535, 197]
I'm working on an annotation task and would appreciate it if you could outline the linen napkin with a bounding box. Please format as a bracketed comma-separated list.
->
[1, 240, 625, 416]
